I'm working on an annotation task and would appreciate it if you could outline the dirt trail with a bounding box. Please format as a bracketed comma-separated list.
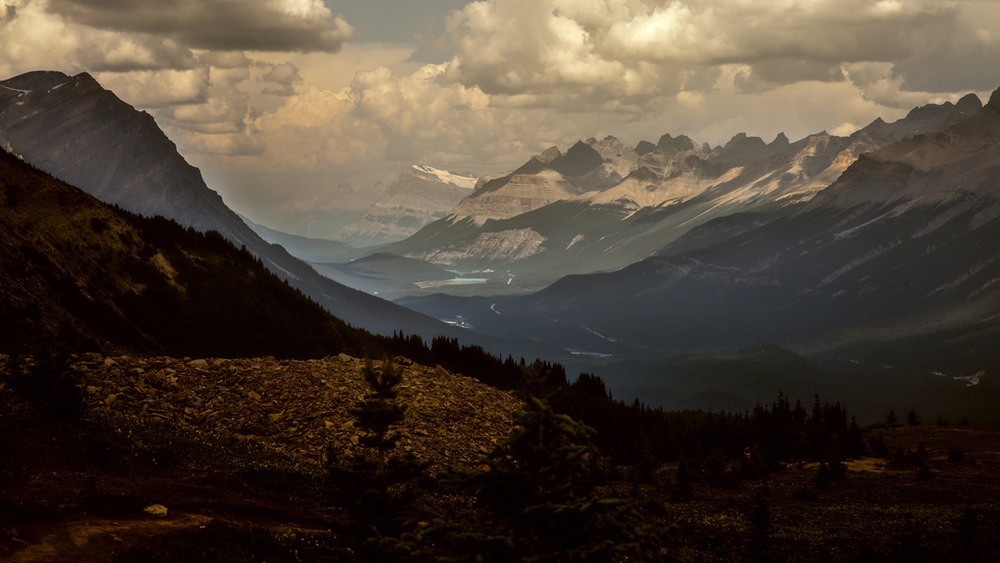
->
[11, 513, 209, 562]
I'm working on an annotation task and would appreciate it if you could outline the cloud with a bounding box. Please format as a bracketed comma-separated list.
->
[346, 63, 535, 165]
[92, 68, 210, 107]
[47, 0, 355, 53]
[439, 0, 995, 108]
[0, 0, 196, 75]
[262, 63, 302, 96]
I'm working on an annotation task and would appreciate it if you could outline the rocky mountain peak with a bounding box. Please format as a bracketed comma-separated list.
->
[656, 133, 696, 154]
[710, 132, 770, 167]
[635, 140, 657, 155]
[956, 92, 984, 114]
[536, 145, 562, 164]
[0, 70, 70, 91]
[986, 86, 1000, 113]
[627, 166, 659, 182]
[0, 69, 452, 340]
[549, 140, 604, 177]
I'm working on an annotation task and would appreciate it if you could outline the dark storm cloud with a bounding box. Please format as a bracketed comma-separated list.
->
[48, 0, 354, 53]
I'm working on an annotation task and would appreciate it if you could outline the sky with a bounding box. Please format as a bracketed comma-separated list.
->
[2, 0, 999, 226]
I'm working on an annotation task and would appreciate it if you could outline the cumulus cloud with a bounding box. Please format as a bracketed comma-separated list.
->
[0, 0, 196, 75]
[0, 0, 362, 171]
[47, 0, 355, 53]
[439, 0, 991, 107]
[262, 63, 302, 96]
[346, 62, 540, 165]
[92, 68, 210, 107]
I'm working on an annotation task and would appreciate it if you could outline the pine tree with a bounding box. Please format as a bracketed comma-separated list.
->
[885, 408, 898, 428]
[325, 357, 428, 557]
[351, 357, 406, 473]
[411, 362, 662, 561]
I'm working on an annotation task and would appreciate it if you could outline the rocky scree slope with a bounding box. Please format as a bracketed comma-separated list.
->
[63, 353, 523, 471]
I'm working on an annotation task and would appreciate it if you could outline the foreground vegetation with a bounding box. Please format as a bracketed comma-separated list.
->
[2, 352, 998, 562]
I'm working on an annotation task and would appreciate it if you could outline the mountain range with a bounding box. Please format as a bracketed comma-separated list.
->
[376, 94, 982, 295]
[399, 88, 1000, 390]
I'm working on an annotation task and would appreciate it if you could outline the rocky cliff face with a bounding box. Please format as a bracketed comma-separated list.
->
[453, 166, 583, 222]
[0, 72, 250, 246]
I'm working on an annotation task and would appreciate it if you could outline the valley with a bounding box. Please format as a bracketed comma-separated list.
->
[5, 69, 998, 424]
[3, 1, 1000, 560]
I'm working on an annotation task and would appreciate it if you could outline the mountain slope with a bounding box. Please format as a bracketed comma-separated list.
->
[383, 97, 980, 294]
[0, 71, 450, 339]
[242, 215, 361, 263]
[338, 165, 476, 246]
[0, 149, 375, 357]
[401, 87, 1000, 376]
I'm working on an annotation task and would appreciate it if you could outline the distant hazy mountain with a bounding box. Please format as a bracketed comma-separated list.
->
[382, 96, 980, 293]
[401, 87, 1000, 376]
[0, 70, 450, 339]
[241, 214, 362, 263]
[338, 165, 476, 247]
[265, 180, 384, 241]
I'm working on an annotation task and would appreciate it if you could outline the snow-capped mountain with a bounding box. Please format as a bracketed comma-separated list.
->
[452, 160, 583, 222]
[380, 95, 980, 293]
[401, 86, 1000, 376]
[338, 165, 476, 246]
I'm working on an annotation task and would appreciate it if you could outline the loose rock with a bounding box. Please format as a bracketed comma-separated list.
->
[69, 355, 523, 471]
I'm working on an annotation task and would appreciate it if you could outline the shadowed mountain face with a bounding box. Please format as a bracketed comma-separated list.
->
[0, 150, 375, 358]
[0, 72, 248, 242]
[400, 88, 1000, 375]
[0, 71, 451, 340]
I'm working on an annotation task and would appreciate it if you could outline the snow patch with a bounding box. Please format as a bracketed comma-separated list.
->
[417, 228, 547, 263]
[413, 165, 477, 189]
[819, 241, 899, 287]
[936, 370, 983, 387]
